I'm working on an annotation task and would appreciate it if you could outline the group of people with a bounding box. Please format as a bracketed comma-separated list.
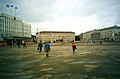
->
[17, 40, 27, 48]
[37, 41, 50, 57]
[37, 40, 77, 57]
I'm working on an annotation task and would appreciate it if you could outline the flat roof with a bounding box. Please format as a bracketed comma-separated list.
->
[100, 25, 120, 31]
[39, 31, 75, 33]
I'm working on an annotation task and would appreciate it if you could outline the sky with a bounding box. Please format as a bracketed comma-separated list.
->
[0, 0, 120, 35]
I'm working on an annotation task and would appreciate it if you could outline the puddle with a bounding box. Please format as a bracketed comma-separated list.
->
[57, 54, 73, 57]
[84, 64, 101, 72]
[69, 61, 99, 64]
[40, 68, 53, 72]
[38, 74, 52, 79]
[62, 59, 75, 63]
[39, 64, 49, 67]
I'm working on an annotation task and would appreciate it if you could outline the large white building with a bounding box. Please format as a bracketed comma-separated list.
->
[0, 13, 31, 44]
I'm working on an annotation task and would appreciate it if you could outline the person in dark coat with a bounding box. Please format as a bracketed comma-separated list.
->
[38, 41, 43, 53]
[17, 41, 21, 48]
[22, 40, 26, 48]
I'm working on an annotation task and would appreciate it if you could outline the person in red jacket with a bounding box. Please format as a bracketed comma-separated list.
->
[71, 40, 77, 53]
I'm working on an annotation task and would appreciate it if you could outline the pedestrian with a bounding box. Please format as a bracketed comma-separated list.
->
[71, 40, 77, 53]
[38, 41, 43, 53]
[22, 40, 26, 48]
[17, 41, 21, 48]
[100, 40, 102, 44]
[10, 41, 13, 48]
[44, 42, 50, 57]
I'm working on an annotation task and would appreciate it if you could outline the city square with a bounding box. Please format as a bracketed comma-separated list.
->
[0, 42, 120, 79]
[0, 1, 120, 79]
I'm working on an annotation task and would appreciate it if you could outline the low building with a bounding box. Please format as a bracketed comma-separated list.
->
[100, 25, 120, 41]
[91, 29, 101, 41]
[79, 25, 120, 42]
[36, 31, 75, 43]
[79, 33, 83, 42]
[82, 30, 93, 42]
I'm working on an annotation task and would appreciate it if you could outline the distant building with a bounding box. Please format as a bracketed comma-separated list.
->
[0, 13, 31, 45]
[79, 33, 83, 42]
[82, 30, 93, 42]
[100, 25, 120, 41]
[36, 31, 75, 43]
[79, 25, 120, 42]
[91, 29, 101, 41]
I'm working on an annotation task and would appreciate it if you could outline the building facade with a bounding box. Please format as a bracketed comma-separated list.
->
[82, 31, 93, 42]
[0, 13, 31, 45]
[22, 23, 31, 37]
[100, 25, 120, 41]
[36, 31, 75, 43]
[79, 25, 120, 42]
[0, 17, 4, 41]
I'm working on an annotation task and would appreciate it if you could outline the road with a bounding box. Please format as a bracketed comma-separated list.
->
[0, 42, 120, 79]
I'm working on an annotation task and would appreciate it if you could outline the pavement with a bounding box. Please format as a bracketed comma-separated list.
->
[0, 42, 120, 79]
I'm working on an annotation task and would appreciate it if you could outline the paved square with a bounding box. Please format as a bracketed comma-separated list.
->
[0, 42, 120, 79]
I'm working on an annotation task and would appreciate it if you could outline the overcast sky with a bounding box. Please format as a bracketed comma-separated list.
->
[0, 0, 120, 35]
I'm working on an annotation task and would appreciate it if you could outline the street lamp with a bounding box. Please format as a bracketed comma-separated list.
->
[50, 33, 53, 43]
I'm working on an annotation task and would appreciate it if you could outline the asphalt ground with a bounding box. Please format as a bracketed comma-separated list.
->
[0, 42, 120, 79]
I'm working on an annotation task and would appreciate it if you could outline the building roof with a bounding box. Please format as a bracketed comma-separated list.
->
[81, 25, 120, 35]
[0, 13, 22, 21]
[39, 31, 75, 34]
[100, 25, 120, 31]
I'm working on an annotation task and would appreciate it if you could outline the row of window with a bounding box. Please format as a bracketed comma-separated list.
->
[0, 14, 31, 37]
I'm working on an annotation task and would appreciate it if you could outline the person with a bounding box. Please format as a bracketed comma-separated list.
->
[17, 42, 21, 48]
[100, 40, 102, 44]
[22, 40, 26, 48]
[10, 41, 13, 48]
[71, 40, 77, 53]
[38, 41, 43, 53]
[44, 42, 50, 57]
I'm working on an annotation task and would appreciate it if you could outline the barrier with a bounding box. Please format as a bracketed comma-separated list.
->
[25, 42, 34, 45]
[0, 42, 7, 46]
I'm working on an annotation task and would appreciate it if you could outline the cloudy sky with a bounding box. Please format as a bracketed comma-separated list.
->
[0, 0, 120, 35]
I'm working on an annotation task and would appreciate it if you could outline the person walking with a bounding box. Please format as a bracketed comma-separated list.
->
[100, 40, 102, 44]
[22, 40, 26, 48]
[17, 41, 21, 48]
[71, 40, 77, 53]
[38, 41, 43, 53]
[44, 42, 50, 57]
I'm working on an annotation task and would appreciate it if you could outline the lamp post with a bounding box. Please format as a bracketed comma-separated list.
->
[50, 33, 53, 43]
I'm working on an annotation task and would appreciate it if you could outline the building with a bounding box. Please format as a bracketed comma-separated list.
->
[91, 29, 101, 41]
[0, 13, 31, 45]
[79, 33, 83, 42]
[22, 23, 31, 38]
[36, 31, 75, 43]
[79, 25, 120, 42]
[82, 30, 93, 42]
[0, 17, 4, 41]
[100, 25, 120, 41]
